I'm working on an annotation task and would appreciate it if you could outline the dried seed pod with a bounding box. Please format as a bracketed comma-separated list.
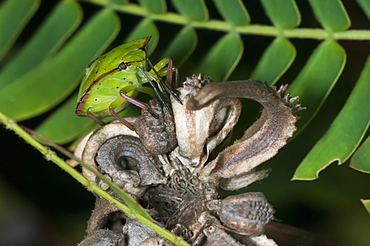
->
[219, 192, 275, 236]
[122, 217, 159, 246]
[74, 121, 167, 197]
[75, 75, 303, 246]
[219, 169, 271, 191]
[171, 74, 241, 168]
[74, 121, 138, 182]
[186, 80, 303, 178]
[96, 135, 167, 187]
[139, 236, 175, 246]
[203, 225, 243, 246]
[134, 99, 177, 155]
[77, 229, 125, 246]
[85, 196, 125, 235]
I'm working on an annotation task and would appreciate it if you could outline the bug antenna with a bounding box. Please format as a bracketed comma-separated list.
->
[136, 66, 172, 113]
[20, 125, 76, 161]
[147, 59, 182, 105]
[146, 59, 168, 97]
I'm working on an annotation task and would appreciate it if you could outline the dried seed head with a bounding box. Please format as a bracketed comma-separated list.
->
[95, 135, 166, 187]
[76, 75, 303, 246]
[134, 99, 177, 155]
[171, 74, 241, 168]
[75, 121, 138, 183]
[188, 80, 303, 179]
[182, 74, 212, 97]
[219, 192, 275, 236]
[203, 225, 243, 246]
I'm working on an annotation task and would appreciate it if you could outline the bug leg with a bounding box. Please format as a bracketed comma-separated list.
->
[166, 59, 181, 103]
[173, 65, 180, 91]
[165, 58, 173, 88]
[119, 91, 148, 110]
[108, 107, 135, 131]
[119, 91, 159, 119]
[87, 110, 105, 126]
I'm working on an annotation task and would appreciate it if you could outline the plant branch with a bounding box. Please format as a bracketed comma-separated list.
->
[0, 112, 189, 246]
[86, 1, 370, 41]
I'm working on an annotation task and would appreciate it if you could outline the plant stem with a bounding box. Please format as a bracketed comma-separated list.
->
[0, 112, 190, 246]
[87, 1, 370, 41]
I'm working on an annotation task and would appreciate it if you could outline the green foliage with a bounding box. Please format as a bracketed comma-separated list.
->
[293, 56, 370, 179]
[351, 135, 370, 173]
[2, 0, 368, 177]
[362, 199, 370, 213]
[0, 0, 369, 243]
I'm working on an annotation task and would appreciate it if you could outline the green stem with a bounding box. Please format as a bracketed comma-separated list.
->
[86, 1, 370, 40]
[0, 112, 189, 246]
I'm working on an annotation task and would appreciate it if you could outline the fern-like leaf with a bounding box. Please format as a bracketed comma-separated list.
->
[1, 0, 369, 243]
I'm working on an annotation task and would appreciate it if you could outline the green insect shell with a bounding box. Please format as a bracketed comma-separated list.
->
[76, 37, 169, 118]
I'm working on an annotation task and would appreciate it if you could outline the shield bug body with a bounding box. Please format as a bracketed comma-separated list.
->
[76, 37, 177, 128]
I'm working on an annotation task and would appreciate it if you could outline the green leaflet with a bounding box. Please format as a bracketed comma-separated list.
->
[213, 0, 249, 26]
[351, 136, 370, 173]
[362, 199, 370, 214]
[250, 37, 296, 85]
[0, 0, 39, 58]
[162, 26, 197, 67]
[260, 0, 300, 29]
[357, 0, 370, 20]
[308, 0, 350, 32]
[35, 94, 92, 144]
[138, 0, 166, 14]
[0, 0, 82, 88]
[293, 55, 370, 180]
[288, 40, 346, 133]
[0, 9, 120, 120]
[194, 34, 243, 82]
[124, 19, 159, 56]
[109, 0, 129, 4]
[171, 0, 208, 22]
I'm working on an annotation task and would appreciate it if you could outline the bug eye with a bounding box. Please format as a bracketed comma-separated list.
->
[119, 62, 127, 70]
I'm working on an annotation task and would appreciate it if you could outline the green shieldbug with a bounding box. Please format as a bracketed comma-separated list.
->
[76, 36, 179, 129]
